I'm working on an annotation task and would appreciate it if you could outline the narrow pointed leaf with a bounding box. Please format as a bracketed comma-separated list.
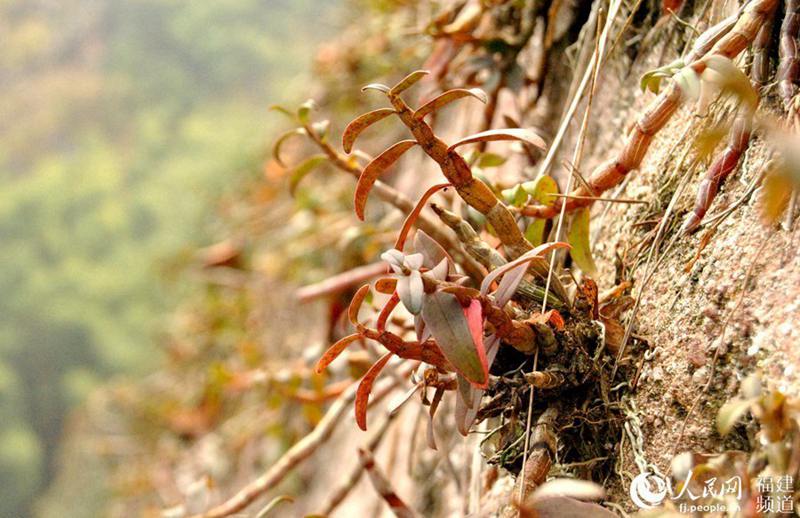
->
[427, 387, 444, 450]
[272, 128, 306, 167]
[316, 333, 362, 373]
[376, 293, 400, 332]
[362, 83, 390, 94]
[455, 375, 481, 435]
[480, 242, 570, 296]
[355, 352, 394, 430]
[269, 104, 295, 120]
[354, 140, 417, 220]
[388, 381, 423, 416]
[255, 495, 295, 518]
[495, 262, 529, 306]
[448, 128, 547, 153]
[522, 176, 559, 246]
[413, 88, 487, 120]
[342, 108, 396, 153]
[421, 291, 488, 388]
[349, 284, 371, 325]
[394, 183, 450, 249]
[567, 208, 597, 275]
[289, 154, 327, 195]
[390, 70, 429, 95]
[455, 335, 499, 435]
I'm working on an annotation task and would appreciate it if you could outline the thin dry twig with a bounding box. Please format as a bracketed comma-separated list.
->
[189, 364, 414, 518]
[296, 261, 389, 302]
[317, 410, 399, 515]
[359, 447, 420, 518]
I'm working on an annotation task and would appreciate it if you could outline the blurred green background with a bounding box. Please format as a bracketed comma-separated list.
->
[0, 1, 337, 515]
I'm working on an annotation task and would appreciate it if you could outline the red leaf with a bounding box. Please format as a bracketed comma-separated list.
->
[447, 128, 547, 152]
[394, 183, 451, 250]
[316, 333, 362, 373]
[342, 108, 396, 154]
[374, 277, 397, 294]
[390, 70, 429, 95]
[479, 242, 570, 296]
[349, 284, 371, 325]
[354, 140, 417, 220]
[421, 291, 488, 388]
[355, 352, 393, 430]
[463, 298, 487, 377]
[413, 88, 487, 120]
[376, 293, 400, 332]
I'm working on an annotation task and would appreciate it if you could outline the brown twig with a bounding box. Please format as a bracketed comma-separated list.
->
[317, 409, 399, 515]
[296, 261, 389, 303]
[189, 365, 413, 518]
[359, 447, 420, 518]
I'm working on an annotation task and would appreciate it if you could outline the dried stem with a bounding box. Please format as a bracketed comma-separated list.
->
[189, 365, 413, 518]
[296, 261, 389, 302]
[359, 448, 420, 518]
[317, 410, 398, 515]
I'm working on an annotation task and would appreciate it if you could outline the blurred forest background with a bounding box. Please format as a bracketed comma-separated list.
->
[0, 1, 339, 516]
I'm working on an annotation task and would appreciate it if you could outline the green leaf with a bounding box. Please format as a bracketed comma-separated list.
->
[289, 154, 327, 195]
[421, 291, 488, 388]
[567, 208, 597, 275]
[522, 176, 558, 246]
[297, 99, 317, 125]
[501, 184, 527, 207]
[272, 128, 306, 167]
[717, 398, 756, 436]
[256, 495, 294, 518]
[477, 152, 506, 168]
[269, 104, 296, 121]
